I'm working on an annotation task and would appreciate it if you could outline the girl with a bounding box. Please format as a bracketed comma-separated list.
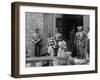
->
[57, 37, 68, 57]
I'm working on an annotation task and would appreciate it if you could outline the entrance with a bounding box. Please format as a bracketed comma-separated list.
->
[56, 14, 83, 57]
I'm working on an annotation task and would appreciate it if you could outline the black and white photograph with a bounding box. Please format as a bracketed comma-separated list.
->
[25, 13, 90, 67]
[11, 2, 97, 77]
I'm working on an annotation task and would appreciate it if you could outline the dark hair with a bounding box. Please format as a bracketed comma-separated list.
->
[48, 33, 52, 38]
[34, 27, 39, 31]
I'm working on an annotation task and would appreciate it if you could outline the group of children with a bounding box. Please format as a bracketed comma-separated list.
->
[47, 33, 70, 58]
[32, 26, 89, 60]
[32, 26, 89, 66]
[47, 33, 74, 65]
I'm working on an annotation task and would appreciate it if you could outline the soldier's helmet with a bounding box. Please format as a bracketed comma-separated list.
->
[77, 26, 83, 30]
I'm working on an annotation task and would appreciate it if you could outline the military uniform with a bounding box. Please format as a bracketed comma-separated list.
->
[75, 30, 87, 59]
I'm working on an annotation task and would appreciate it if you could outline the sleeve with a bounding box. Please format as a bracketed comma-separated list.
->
[63, 41, 67, 48]
[58, 41, 61, 47]
[83, 31, 88, 39]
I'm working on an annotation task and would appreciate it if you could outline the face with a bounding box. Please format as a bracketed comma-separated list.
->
[35, 29, 39, 33]
[48, 33, 51, 38]
[78, 28, 82, 32]
[59, 37, 63, 41]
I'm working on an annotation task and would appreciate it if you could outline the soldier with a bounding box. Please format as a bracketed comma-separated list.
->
[74, 26, 87, 59]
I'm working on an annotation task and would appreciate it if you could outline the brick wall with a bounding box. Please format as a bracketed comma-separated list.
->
[25, 12, 44, 57]
[83, 15, 90, 31]
[26, 12, 62, 57]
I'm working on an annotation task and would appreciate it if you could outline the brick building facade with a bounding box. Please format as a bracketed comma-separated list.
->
[25, 12, 89, 57]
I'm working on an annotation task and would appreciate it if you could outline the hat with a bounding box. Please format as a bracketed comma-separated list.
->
[77, 26, 82, 29]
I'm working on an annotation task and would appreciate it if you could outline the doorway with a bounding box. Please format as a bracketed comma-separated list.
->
[56, 14, 83, 57]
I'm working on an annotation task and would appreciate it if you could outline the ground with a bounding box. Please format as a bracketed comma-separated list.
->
[26, 57, 89, 67]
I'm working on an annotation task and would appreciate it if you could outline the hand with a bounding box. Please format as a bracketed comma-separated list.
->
[33, 38, 40, 44]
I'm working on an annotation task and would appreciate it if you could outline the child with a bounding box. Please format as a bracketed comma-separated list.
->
[47, 33, 56, 57]
[57, 36, 68, 57]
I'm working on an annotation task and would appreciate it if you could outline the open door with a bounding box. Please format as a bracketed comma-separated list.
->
[56, 14, 83, 57]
